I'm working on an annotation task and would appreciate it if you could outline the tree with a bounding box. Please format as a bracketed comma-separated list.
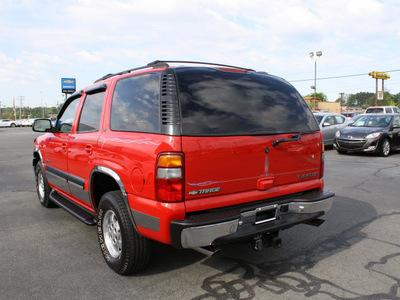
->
[392, 93, 400, 106]
[346, 92, 375, 108]
[304, 92, 328, 102]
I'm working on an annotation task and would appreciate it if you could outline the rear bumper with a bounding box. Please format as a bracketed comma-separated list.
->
[170, 189, 334, 249]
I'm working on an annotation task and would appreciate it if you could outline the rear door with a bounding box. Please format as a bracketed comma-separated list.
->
[67, 85, 106, 209]
[175, 68, 322, 207]
[183, 133, 321, 198]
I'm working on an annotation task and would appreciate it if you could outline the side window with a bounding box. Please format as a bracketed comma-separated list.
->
[325, 116, 335, 125]
[77, 92, 105, 132]
[385, 107, 392, 113]
[57, 98, 80, 133]
[110, 73, 160, 133]
[335, 116, 344, 124]
[395, 107, 400, 113]
[393, 116, 400, 126]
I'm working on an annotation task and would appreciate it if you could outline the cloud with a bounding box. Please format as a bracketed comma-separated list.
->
[1, 0, 400, 106]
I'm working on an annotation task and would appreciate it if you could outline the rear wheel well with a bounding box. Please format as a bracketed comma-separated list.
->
[91, 172, 121, 211]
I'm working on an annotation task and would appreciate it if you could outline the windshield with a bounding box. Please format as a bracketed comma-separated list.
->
[175, 68, 319, 136]
[314, 115, 323, 124]
[352, 115, 392, 127]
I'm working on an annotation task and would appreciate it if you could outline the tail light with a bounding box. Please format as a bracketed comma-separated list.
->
[155, 152, 184, 202]
[320, 142, 325, 179]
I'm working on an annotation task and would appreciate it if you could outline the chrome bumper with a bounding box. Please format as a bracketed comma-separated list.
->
[175, 192, 334, 249]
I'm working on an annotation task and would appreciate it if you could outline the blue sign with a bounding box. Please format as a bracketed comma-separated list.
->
[61, 78, 76, 94]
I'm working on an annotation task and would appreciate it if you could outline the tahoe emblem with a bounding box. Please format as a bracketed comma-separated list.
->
[189, 187, 221, 196]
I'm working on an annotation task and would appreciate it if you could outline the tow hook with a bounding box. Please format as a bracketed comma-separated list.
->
[251, 232, 282, 251]
[251, 235, 263, 251]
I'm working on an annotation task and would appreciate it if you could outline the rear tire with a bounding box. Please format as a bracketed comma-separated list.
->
[97, 191, 150, 275]
[35, 162, 56, 208]
[379, 139, 390, 157]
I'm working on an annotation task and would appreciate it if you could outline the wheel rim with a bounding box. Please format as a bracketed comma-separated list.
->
[38, 171, 45, 200]
[382, 140, 390, 156]
[103, 210, 122, 258]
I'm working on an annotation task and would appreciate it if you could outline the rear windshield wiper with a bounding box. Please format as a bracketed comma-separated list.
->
[272, 133, 301, 147]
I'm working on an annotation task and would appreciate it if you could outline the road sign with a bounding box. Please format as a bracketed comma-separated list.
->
[61, 78, 76, 94]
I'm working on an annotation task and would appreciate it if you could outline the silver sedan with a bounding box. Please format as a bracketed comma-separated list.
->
[314, 112, 351, 146]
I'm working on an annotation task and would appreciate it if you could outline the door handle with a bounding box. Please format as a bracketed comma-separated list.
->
[85, 144, 94, 156]
[61, 142, 67, 152]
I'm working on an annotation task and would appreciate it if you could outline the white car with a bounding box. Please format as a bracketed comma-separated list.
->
[0, 119, 20, 127]
[20, 118, 36, 127]
[365, 106, 400, 114]
[314, 112, 352, 146]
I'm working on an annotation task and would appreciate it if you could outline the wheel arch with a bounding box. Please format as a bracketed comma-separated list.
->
[33, 148, 42, 168]
[90, 166, 140, 233]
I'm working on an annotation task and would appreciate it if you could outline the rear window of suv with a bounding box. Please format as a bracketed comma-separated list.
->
[365, 108, 384, 114]
[175, 68, 319, 136]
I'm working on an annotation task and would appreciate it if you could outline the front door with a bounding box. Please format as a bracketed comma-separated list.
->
[44, 97, 81, 194]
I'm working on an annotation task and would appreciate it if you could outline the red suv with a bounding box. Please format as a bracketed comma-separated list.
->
[33, 61, 334, 275]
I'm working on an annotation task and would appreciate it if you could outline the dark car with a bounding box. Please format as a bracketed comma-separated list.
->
[334, 114, 400, 156]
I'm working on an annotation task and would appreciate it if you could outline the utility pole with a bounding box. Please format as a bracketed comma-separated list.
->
[339, 93, 344, 113]
[18, 96, 24, 120]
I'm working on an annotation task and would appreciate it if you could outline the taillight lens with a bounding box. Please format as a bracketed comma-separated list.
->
[155, 153, 184, 202]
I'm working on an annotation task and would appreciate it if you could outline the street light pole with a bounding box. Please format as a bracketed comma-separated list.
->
[309, 51, 322, 111]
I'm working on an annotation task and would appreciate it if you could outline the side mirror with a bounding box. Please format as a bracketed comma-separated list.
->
[32, 119, 52, 132]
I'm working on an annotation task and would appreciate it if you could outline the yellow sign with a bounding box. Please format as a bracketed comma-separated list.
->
[369, 71, 390, 79]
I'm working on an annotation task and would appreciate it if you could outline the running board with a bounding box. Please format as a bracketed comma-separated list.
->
[49, 190, 97, 226]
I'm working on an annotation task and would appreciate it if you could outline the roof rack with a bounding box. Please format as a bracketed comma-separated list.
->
[94, 60, 256, 83]
[147, 60, 256, 72]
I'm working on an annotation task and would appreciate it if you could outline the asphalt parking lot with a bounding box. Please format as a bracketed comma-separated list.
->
[1, 127, 400, 300]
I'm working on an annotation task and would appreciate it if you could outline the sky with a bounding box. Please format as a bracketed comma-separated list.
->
[1, 0, 400, 109]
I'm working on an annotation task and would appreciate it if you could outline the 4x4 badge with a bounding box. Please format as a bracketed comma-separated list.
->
[189, 187, 221, 196]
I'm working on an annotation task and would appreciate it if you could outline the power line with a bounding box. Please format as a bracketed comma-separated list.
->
[289, 69, 400, 83]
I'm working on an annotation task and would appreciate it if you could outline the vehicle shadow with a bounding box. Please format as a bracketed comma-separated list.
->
[140, 196, 375, 278]
[189, 197, 400, 299]
[139, 195, 400, 299]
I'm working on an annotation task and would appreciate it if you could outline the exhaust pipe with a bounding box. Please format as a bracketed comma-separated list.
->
[193, 247, 220, 257]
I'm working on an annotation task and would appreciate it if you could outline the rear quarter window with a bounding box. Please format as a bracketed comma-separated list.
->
[175, 68, 318, 136]
[110, 72, 160, 133]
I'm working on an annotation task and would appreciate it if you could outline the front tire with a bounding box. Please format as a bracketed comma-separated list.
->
[379, 138, 391, 157]
[97, 191, 150, 275]
[35, 162, 55, 207]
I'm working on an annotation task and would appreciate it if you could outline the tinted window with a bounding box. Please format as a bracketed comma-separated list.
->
[111, 73, 160, 133]
[78, 92, 105, 132]
[175, 68, 319, 136]
[366, 108, 384, 113]
[385, 107, 392, 113]
[58, 98, 80, 133]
